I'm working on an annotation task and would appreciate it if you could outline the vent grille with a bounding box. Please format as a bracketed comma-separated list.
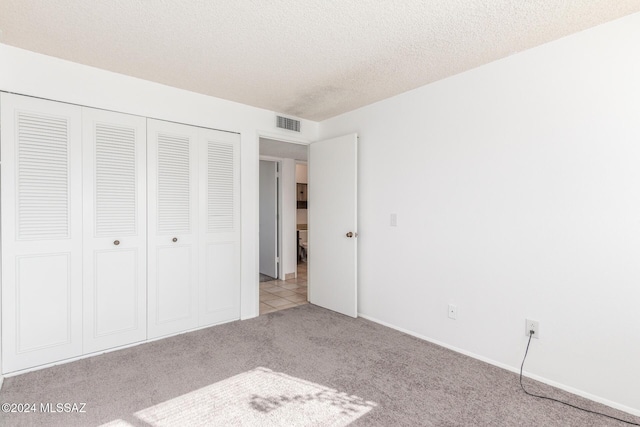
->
[207, 141, 235, 232]
[95, 123, 137, 236]
[17, 112, 70, 239]
[276, 116, 301, 132]
[157, 133, 191, 234]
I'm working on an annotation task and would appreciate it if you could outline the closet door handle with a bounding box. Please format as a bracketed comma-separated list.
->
[172, 237, 178, 243]
[113, 240, 120, 246]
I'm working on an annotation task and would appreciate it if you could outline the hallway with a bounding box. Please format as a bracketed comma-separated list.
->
[259, 263, 308, 314]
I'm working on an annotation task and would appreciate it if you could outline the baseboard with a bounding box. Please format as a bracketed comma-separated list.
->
[285, 272, 296, 280]
[358, 312, 640, 418]
[3, 317, 240, 378]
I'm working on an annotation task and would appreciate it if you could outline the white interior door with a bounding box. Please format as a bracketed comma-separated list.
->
[1, 93, 83, 373]
[308, 133, 358, 317]
[259, 160, 278, 279]
[82, 108, 147, 353]
[198, 128, 241, 326]
[147, 119, 199, 339]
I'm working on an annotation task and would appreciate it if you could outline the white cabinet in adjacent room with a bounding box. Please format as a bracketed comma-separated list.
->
[1, 93, 84, 372]
[82, 108, 147, 354]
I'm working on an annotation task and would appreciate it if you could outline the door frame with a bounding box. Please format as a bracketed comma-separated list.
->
[256, 133, 310, 316]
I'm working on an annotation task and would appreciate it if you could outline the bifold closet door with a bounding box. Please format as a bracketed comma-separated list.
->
[82, 108, 147, 354]
[1, 93, 83, 373]
[198, 128, 240, 326]
[147, 119, 199, 339]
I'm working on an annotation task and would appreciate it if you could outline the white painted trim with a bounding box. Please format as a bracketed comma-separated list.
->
[259, 155, 285, 161]
[250, 133, 264, 320]
[2, 318, 238, 378]
[358, 313, 640, 418]
[258, 131, 311, 146]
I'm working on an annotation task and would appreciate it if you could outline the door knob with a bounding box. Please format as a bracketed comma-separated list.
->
[346, 232, 353, 238]
[172, 237, 178, 242]
[113, 240, 120, 246]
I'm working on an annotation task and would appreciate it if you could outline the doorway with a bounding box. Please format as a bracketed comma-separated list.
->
[258, 138, 309, 314]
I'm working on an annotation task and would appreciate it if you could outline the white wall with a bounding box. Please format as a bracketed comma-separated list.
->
[320, 13, 640, 415]
[295, 163, 308, 183]
[0, 43, 319, 322]
[281, 158, 298, 278]
[296, 210, 308, 226]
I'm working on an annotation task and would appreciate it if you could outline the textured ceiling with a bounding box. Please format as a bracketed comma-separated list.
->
[1, 1, 639, 121]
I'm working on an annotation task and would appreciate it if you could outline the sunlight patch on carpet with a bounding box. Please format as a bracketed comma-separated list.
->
[99, 420, 135, 427]
[125, 367, 376, 426]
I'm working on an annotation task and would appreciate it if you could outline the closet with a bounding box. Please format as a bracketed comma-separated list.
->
[1, 93, 240, 373]
[147, 119, 240, 339]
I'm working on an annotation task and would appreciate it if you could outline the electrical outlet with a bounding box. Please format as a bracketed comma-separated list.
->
[448, 304, 457, 320]
[525, 319, 539, 339]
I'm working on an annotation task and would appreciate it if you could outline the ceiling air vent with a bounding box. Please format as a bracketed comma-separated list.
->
[276, 116, 301, 132]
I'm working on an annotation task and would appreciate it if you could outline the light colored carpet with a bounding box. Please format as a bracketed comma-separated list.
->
[0, 304, 638, 426]
[102, 367, 375, 427]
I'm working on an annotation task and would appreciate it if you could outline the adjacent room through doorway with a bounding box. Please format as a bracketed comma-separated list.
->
[258, 138, 309, 314]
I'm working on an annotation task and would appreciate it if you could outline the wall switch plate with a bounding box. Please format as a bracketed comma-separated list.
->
[390, 213, 398, 227]
[448, 304, 457, 320]
[525, 319, 539, 338]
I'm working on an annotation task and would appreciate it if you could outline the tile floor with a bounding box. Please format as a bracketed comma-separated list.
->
[259, 262, 308, 314]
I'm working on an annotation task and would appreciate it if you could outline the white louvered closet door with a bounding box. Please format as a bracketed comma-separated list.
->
[1, 93, 83, 373]
[82, 108, 147, 353]
[198, 128, 241, 326]
[147, 119, 199, 339]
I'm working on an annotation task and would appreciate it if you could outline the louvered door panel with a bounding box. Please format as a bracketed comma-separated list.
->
[95, 123, 137, 236]
[199, 128, 240, 326]
[157, 134, 191, 233]
[1, 93, 83, 374]
[83, 108, 147, 354]
[208, 142, 234, 231]
[147, 119, 199, 339]
[17, 113, 70, 239]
